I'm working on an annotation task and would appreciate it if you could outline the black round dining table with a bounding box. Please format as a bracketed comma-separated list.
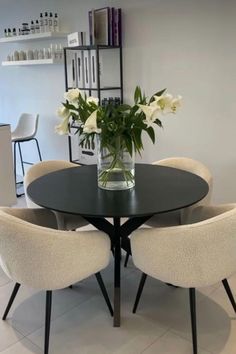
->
[27, 163, 209, 327]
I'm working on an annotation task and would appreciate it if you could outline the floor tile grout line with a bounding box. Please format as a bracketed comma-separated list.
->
[0, 334, 43, 353]
[0, 328, 29, 353]
[169, 329, 214, 354]
[140, 327, 171, 354]
[11, 289, 113, 339]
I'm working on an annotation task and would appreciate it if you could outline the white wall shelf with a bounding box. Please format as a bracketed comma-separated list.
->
[2, 58, 63, 66]
[0, 32, 68, 43]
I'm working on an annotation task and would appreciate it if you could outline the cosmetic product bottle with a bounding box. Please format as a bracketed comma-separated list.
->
[38, 49, 44, 60]
[33, 49, 38, 60]
[35, 20, 40, 33]
[49, 44, 54, 59]
[54, 13, 59, 32]
[54, 44, 58, 59]
[12, 28, 17, 36]
[49, 12, 53, 32]
[43, 48, 50, 59]
[7, 28, 12, 37]
[44, 12, 49, 32]
[4, 29, 8, 37]
[30, 21, 35, 34]
[39, 13, 44, 32]
[13, 50, 19, 61]
[59, 44, 63, 60]
[18, 28, 21, 36]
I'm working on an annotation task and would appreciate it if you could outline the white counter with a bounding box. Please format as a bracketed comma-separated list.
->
[0, 124, 16, 206]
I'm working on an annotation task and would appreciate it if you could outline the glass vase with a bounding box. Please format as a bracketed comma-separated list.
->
[97, 137, 135, 190]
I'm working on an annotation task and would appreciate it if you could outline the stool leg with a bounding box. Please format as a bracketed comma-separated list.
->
[189, 288, 198, 354]
[34, 138, 42, 161]
[17, 142, 25, 176]
[13, 142, 17, 185]
[44, 291, 52, 354]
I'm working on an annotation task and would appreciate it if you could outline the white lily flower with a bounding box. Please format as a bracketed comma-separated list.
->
[153, 93, 174, 114]
[56, 106, 70, 119]
[139, 104, 162, 127]
[55, 116, 70, 135]
[64, 88, 80, 103]
[83, 110, 101, 134]
[87, 96, 99, 105]
[171, 95, 182, 113]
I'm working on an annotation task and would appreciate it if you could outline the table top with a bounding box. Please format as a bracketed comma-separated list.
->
[27, 164, 209, 218]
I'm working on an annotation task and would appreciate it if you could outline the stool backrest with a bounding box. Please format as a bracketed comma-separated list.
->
[13, 113, 39, 140]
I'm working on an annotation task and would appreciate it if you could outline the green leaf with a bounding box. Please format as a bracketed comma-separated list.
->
[149, 88, 166, 103]
[117, 104, 131, 111]
[154, 119, 163, 128]
[134, 86, 142, 104]
[124, 135, 133, 156]
[145, 126, 155, 144]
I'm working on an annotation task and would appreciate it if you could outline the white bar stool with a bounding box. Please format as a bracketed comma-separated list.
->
[11, 113, 42, 197]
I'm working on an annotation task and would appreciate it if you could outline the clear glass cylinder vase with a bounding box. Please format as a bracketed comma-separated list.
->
[97, 136, 135, 190]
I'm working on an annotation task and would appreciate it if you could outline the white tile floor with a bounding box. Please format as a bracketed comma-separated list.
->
[0, 196, 235, 353]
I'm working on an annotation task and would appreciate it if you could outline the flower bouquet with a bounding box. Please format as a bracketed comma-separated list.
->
[56, 87, 182, 190]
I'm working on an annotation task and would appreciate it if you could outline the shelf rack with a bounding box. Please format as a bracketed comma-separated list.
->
[0, 32, 68, 43]
[2, 58, 63, 66]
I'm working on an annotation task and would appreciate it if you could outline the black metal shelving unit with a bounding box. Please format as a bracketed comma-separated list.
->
[63, 45, 123, 164]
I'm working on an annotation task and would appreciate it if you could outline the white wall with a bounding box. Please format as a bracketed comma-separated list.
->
[0, 0, 236, 202]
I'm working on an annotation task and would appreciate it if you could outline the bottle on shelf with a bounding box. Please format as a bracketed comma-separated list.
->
[49, 12, 54, 32]
[30, 21, 35, 34]
[59, 44, 63, 59]
[38, 49, 44, 60]
[7, 28, 12, 37]
[39, 13, 44, 32]
[54, 13, 59, 32]
[33, 49, 38, 60]
[12, 28, 17, 36]
[21, 23, 29, 35]
[44, 12, 49, 32]
[50, 43, 54, 59]
[4, 29, 8, 37]
[35, 20, 40, 33]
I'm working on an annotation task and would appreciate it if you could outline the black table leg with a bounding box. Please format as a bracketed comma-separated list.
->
[113, 217, 121, 327]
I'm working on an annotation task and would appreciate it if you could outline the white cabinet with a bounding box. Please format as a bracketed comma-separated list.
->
[0, 124, 16, 206]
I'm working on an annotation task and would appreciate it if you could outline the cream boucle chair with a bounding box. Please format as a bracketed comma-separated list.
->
[130, 204, 236, 354]
[0, 208, 113, 354]
[123, 157, 213, 267]
[149, 157, 213, 226]
[24, 160, 88, 230]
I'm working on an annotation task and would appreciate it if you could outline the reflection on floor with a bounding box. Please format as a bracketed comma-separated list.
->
[0, 196, 235, 354]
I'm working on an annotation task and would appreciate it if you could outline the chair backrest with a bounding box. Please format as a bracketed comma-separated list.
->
[12, 113, 39, 140]
[24, 160, 78, 208]
[153, 157, 213, 223]
[131, 204, 236, 288]
[0, 208, 110, 290]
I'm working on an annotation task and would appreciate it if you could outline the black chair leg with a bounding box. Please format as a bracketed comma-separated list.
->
[34, 138, 42, 161]
[133, 273, 147, 313]
[124, 252, 130, 267]
[222, 279, 236, 313]
[17, 142, 25, 176]
[44, 291, 52, 354]
[95, 272, 113, 317]
[2, 283, 21, 320]
[189, 288, 198, 354]
[13, 142, 17, 186]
